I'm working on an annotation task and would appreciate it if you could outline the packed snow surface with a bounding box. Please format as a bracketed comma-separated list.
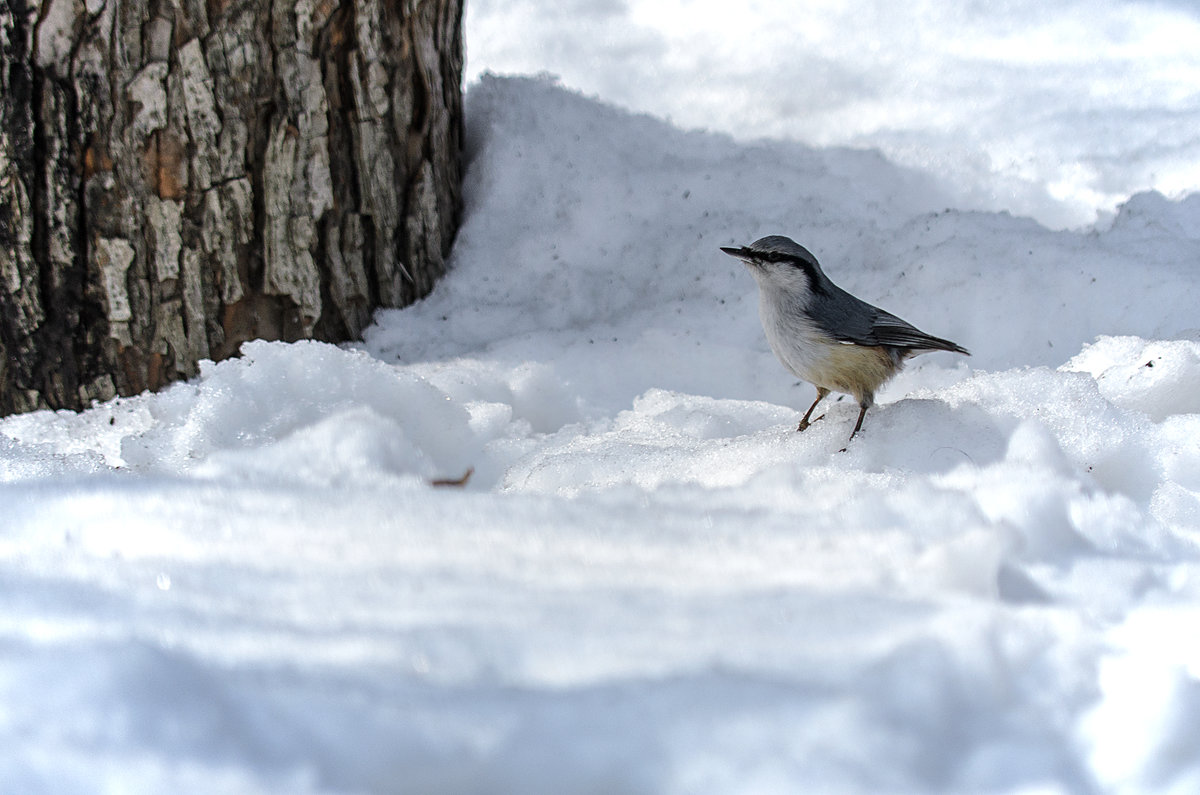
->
[6, 7, 1200, 793]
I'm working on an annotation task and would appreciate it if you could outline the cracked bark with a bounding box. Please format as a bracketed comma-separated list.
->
[0, 0, 463, 415]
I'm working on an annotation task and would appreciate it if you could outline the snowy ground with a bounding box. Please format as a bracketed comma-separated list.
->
[6, 4, 1200, 794]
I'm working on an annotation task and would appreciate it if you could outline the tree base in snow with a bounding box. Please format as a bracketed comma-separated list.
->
[0, 0, 463, 415]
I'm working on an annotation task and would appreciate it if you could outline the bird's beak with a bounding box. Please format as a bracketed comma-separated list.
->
[720, 246, 749, 260]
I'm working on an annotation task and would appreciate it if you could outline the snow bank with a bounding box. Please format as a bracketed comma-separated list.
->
[466, 0, 1200, 228]
[3, 75, 1200, 793]
[370, 77, 1200, 384]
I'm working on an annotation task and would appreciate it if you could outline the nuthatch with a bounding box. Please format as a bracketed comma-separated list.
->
[721, 235, 969, 440]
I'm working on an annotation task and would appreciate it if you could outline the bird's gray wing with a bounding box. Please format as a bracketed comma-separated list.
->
[817, 294, 969, 355]
[867, 310, 968, 353]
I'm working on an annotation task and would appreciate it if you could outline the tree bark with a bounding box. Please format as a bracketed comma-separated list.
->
[0, 0, 463, 415]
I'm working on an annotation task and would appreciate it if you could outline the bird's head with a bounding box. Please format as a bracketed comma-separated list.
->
[721, 235, 826, 296]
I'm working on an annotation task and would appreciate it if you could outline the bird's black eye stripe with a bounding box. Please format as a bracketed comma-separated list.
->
[752, 250, 811, 268]
[759, 251, 800, 266]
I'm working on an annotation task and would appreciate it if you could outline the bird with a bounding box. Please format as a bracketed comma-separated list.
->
[721, 235, 969, 441]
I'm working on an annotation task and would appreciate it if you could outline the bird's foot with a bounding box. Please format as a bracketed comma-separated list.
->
[797, 413, 825, 432]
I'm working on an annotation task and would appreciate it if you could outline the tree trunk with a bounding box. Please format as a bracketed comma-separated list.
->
[0, 0, 463, 415]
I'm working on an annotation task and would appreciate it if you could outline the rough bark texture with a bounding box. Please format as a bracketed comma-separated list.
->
[0, 0, 462, 415]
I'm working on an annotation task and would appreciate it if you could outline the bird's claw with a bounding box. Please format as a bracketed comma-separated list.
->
[797, 413, 825, 432]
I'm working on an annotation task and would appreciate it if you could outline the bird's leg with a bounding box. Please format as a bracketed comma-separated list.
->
[847, 402, 869, 441]
[798, 387, 830, 431]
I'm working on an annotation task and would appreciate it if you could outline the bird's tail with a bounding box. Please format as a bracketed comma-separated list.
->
[912, 334, 970, 356]
[872, 313, 970, 356]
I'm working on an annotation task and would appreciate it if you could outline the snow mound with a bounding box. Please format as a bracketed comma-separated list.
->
[1065, 336, 1200, 422]
[116, 340, 482, 487]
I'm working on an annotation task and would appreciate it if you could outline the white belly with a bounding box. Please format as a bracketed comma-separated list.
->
[758, 290, 832, 383]
[758, 291, 898, 403]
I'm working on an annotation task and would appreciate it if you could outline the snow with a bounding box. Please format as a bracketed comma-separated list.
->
[6, 4, 1200, 792]
[465, 0, 1200, 229]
